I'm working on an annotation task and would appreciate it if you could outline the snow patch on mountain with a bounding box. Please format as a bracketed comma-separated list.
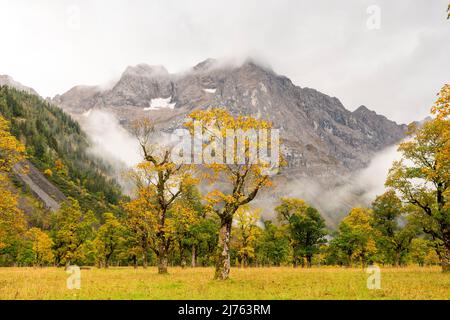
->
[144, 97, 176, 111]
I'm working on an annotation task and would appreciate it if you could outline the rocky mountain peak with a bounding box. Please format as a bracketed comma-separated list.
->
[122, 64, 169, 78]
[49, 57, 409, 222]
[193, 58, 218, 71]
[0, 75, 39, 96]
[53, 57, 407, 180]
[240, 58, 275, 73]
[353, 105, 373, 115]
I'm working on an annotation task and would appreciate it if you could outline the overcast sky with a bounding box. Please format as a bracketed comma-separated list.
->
[0, 0, 448, 123]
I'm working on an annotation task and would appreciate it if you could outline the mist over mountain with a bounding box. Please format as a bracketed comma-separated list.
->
[48, 58, 408, 224]
[0, 58, 406, 225]
[54, 59, 406, 171]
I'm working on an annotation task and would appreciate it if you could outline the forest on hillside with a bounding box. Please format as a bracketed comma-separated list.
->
[0, 86, 124, 214]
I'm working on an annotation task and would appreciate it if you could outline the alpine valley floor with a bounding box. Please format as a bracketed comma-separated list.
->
[0, 266, 448, 300]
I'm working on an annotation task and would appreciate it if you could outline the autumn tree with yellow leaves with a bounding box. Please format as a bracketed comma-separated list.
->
[331, 208, 378, 267]
[0, 115, 27, 264]
[169, 184, 205, 268]
[386, 84, 450, 272]
[122, 188, 156, 268]
[0, 115, 25, 171]
[185, 109, 280, 279]
[233, 206, 261, 267]
[50, 198, 97, 266]
[129, 118, 197, 274]
[26, 227, 54, 266]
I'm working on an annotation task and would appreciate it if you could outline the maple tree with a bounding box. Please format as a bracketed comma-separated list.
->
[185, 108, 280, 279]
[26, 227, 54, 266]
[234, 205, 261, 267]
[129, 118, 197, 274]
[386, 84, 450, 272]
[331, 208, 378, 267]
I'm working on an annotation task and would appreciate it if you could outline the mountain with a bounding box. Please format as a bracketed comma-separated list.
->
[54, 58, 406, 179]
[50, 58, 408, 225]
[0, 75, 39, 96]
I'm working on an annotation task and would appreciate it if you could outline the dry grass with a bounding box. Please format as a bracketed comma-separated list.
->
[0, 266, 448, 300]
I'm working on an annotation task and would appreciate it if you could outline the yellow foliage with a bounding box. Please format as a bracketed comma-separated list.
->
[54, 159, 68, 175]
[234, 206, 261, 265]
[0, 176, 27, 251]
[26, 227, 54, 266]
[0, 115, 27, 253]
[0, 115, 25, 171]
[185, 108, 278, 218]
[431, 84, 450, 119]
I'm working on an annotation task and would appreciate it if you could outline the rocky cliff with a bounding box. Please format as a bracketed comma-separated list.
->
[53, 58, 406, 180]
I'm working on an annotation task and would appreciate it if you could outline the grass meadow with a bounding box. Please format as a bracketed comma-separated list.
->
[0, 266, 448, 300]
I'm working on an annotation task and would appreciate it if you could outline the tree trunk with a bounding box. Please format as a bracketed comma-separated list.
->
[133, 255, 138, 269]
[158, 242, 168, 274]
[441, 242, 450, 272]
[142, 252, 148, 269]
[180, 242, 186, 268]
[214, 217, 232, 280]
[292, 246, 298, 268]
[306, 254, 312, 268]
[191, 244, 196, 268]
[347, 254, 352, 267]
[394, 251, 401, 267]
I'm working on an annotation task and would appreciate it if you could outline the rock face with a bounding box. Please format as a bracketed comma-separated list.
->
[53, 58, 406, 179]
[52, 58, 407, 225]
[13, 160, 66, 212]
[0, 75, 39, 96]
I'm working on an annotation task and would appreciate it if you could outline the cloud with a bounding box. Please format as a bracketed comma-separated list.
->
[254, 144, 402, 227]
[79, 109, 141, 192]
[0, 0, 448, 123]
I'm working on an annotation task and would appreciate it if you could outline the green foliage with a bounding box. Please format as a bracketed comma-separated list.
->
[276, 198, 327, 267]
[50, 198, 97, 266]
[255, 220, 289, 266]
[385, 86, 450, 271]
[371, 190, 418, 265]
[0, 86, 124, 215]
[93, 212, 125, 267]
[187, 214, 219, 266]
[21, 227, 54, 266]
